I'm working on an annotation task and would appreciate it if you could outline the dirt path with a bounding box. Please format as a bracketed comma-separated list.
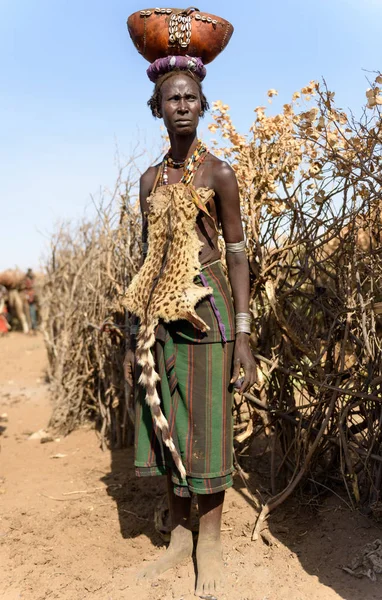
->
[1, 333, 381, 600]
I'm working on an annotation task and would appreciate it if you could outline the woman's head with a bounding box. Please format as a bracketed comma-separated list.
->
[148, 70, 209, 125]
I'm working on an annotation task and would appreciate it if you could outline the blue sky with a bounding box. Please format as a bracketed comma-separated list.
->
[1, 0, 381, 271]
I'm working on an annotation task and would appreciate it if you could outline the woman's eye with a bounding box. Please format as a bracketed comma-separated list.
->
[168, 96, 197, 101]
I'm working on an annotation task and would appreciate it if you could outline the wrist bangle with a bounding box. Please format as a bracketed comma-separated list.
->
[226, 240, 246, 254]
[235, 312, 251, 335]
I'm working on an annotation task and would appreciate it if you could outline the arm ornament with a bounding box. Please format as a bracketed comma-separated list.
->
[235, 312, 251, 335]
[226, 240, 246, 254]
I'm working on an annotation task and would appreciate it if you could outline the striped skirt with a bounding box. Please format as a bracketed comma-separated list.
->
[134, 261, 235, 497]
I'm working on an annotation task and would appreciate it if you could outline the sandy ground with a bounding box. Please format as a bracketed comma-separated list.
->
[1, 333, 382, 600]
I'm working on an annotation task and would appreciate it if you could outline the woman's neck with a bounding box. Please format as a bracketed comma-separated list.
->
[168, 132, 198, 162]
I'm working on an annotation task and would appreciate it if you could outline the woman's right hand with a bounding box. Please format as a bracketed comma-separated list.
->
[123, 348, 136, 387]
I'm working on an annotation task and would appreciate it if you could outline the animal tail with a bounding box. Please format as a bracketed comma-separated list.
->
[136, 319, 187, 480]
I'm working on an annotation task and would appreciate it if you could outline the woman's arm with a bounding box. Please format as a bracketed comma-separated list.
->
[213, 161, 256, 394]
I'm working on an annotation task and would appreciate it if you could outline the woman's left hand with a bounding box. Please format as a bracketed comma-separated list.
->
[230, 333, 257, 394]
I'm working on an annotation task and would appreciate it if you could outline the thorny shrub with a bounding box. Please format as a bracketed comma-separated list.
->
[209, 73, 382, 527]
[42, 73, 382, 523]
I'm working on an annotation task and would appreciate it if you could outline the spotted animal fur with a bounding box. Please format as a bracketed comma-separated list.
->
[122, 183, 214, 479]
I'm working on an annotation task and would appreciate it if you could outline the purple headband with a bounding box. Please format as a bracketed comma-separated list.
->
[147, 55, 207, 83]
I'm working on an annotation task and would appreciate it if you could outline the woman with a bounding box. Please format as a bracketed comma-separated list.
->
[124, 63, 256, 599]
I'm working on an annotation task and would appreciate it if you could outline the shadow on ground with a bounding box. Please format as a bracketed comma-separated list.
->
[101, 446, 167, 548]
[103, 428, 382, 600]
[234, 447, 382, 600]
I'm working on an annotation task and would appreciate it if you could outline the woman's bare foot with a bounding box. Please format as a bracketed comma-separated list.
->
[195, 491, 225, 599]
[138, 524, 193, 579]
[195, 537, 224, 599]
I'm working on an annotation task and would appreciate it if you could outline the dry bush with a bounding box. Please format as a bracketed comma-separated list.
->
[42, 73, 382, 521]
[209, 73, 382, 530]
[41, 166, 142, 448]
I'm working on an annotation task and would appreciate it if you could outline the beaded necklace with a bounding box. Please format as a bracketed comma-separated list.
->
[160, 140, 208, 187]
[166, 156, 185, 169]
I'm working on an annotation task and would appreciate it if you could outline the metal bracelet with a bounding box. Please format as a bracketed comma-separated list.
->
[236, 324, 251, 334]
[236, 314, 250, 322]
[235, 312, 251, 335]
[226, 240, 246, 254]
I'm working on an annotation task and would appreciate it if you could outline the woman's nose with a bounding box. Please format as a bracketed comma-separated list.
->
[178, 99, 188, 113]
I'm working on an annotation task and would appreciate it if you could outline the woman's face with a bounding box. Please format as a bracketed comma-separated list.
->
[160, 73, 202, 136]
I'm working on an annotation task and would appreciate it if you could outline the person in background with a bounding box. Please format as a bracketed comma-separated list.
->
[24, 269, 38, 331]
[0, 285, 10, 335]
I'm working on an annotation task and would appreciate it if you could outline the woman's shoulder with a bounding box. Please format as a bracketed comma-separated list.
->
[140, 163, 161, 196]
[205, 152, 235, 175]
[204, 152, 237, 189]
[140, 164, 160, 184]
